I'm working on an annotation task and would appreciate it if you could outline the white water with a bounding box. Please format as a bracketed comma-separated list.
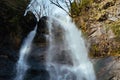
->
[14, 26, 37, 80]
[23, 0, 96, 80]
[46, 17, 96, 80]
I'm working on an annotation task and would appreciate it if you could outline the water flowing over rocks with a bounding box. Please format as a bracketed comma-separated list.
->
[0, 0, 120, 80]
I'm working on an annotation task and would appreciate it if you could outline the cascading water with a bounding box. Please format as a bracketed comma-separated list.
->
[14, 26, 37, 80]
[46, 17, 96, 80]
[20, 0, 96, 80]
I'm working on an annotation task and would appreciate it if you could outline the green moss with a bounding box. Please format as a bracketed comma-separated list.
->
[71, 2, 80, 16]
[70, 0, 93, 17]
[111, 24, 120, 38]
[80, 0, 93, 8]
[90, 44, 100, 57]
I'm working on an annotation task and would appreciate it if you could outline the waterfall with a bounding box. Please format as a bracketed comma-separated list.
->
[14, 0, 96, 80]
[14, 26, 37, 80]
[45, 17, 96, 80]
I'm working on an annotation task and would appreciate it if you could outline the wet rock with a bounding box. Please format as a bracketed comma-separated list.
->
[0, 1, 38, 79]
[19, 11, 37, 42]
[25, 69, 49, 80]
[24, 46, 49, 80]
[34, 16, 48, 46]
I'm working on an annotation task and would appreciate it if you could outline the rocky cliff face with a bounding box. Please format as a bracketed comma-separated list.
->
[73, 0, 120, 57]
[0, 0, 47, 79]
[93, 57, 120, 80]
[73, 0, 120, 79]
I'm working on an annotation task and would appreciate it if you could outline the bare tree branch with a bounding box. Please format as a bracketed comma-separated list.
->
[49, 0, 72, 17]
[65, 0, 70, 11]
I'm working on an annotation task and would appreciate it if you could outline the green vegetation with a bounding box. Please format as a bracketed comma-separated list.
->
[70, 0, 93, 17]
[111, 23, 120, 38]
[72, 0, 120, 57]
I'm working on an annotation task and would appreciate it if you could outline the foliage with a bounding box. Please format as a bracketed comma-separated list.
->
[111, 24, 120, 38]
[70, 0, 93, 17]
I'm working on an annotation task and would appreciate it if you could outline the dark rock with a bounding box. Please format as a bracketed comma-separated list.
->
[53, 50, 73, 66]
[103, 2, 115, 9]
[94, 0, 103, 3]
[25, 69, 49, 80]
[24, 46, 49, 80]
[0, 48, 17, 80]
[21, 11, 37, 38]
[37, 16, 48, 34]
[28, 51, 46, 69]
[0, 1, 59, 80]
[34, 16, 48, 45]
[98, 13, 108, 22]
[0, 48, 18, 62]
[0, 0, 37, 49]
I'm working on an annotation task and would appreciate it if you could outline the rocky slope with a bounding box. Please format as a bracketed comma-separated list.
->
[73, 0, 120, 57]
[93, 57, 120, 80]
[73, 1, 120, 78]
